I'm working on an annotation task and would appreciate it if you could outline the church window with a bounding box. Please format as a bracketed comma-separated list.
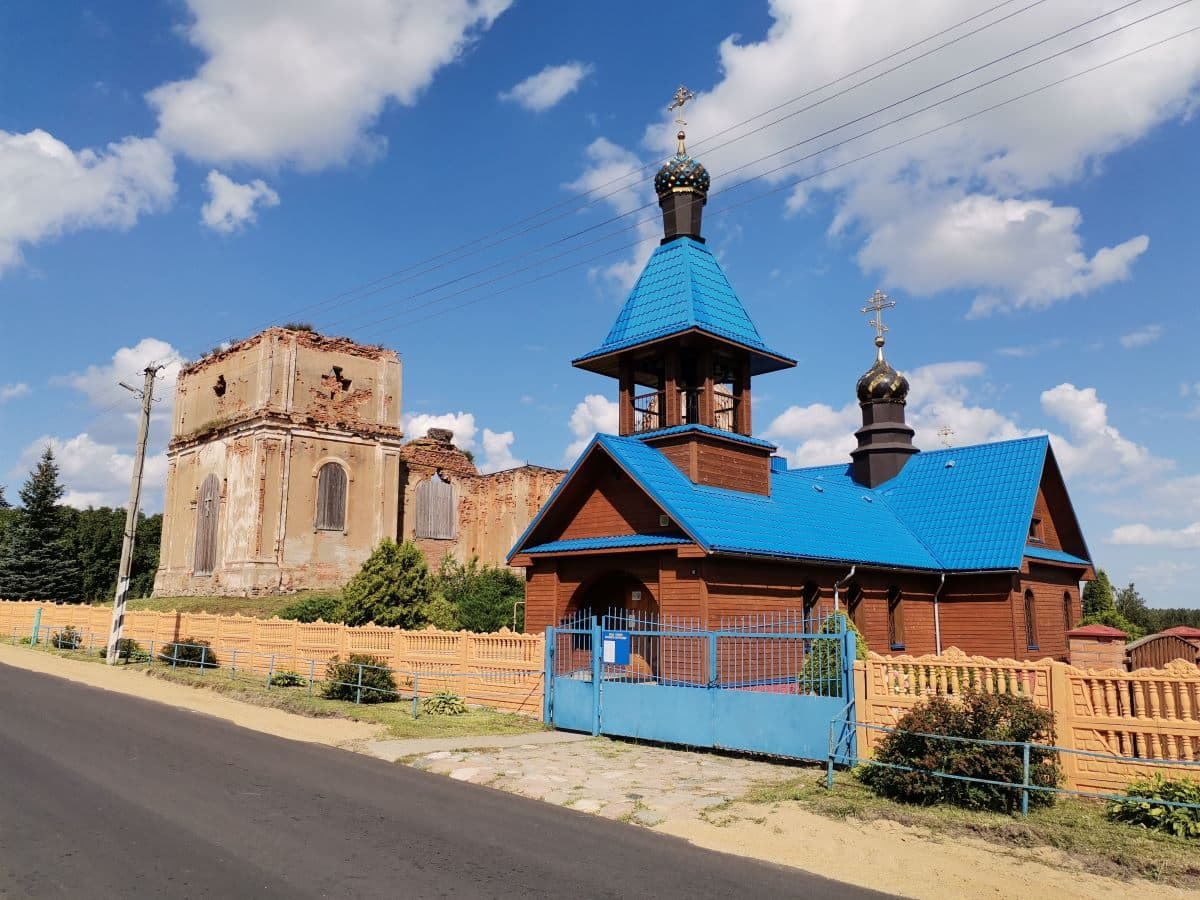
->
[1028, 517, 1043, 543]
[415, 474, 456, 540]
[315, 462, 348, 531]
[887, 586, 905, 651]
[193, 474, 220, 576]
[845, 582, 864, 631]
[1062, 591, 1073, 633]
[802, 581, 820, 628]
[1024, 589, 1039, 650]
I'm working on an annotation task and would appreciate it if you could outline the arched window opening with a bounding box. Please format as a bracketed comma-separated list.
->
[315, 462, 348, 531]
[1024, 589, 1039, 650]
[1062, 591, 1073, 633]
[801, 581, 820, 629]
[415, 474, 456, 540]
[845, 581, 864, 632]
[193, 474, 220, 576]
[887, 586, 905, 651]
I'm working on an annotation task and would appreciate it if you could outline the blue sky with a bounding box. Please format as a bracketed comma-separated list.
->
[1, 1, 1198, 606]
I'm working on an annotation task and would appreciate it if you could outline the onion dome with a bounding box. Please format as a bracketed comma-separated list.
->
[856, 336, 910, 404]
[654, 131, 711, 200]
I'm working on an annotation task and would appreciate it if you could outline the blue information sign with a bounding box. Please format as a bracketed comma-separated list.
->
[602, 630, 631, 666]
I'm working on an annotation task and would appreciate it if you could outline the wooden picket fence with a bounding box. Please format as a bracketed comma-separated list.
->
[0, 600, 544, 716]
[855, 646, 1200, 794]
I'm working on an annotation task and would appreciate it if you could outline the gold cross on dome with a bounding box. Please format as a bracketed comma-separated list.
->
[668, 84, 696, 126]
[938, 424, 956, 448]
[861, 289, 896, 342]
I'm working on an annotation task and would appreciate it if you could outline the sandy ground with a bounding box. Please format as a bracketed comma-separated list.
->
[3, 645, 1193, 900]
[0, 643, 384, 747]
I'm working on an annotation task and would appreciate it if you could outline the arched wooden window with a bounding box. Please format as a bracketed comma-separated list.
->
[193, 474, 220, 576]
[315, 462, 348, 531]
[1024, 589, 1039, 650]
[845, 581, 864, 631]
[887, 586, 905, 651]
[415, 474, 456, 540]
[1062, 591, 1073, 633]
[801, 581, 820, 628]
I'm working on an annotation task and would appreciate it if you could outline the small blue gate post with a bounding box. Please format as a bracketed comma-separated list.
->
[30, 608, 42, 646]
[590, 616, 602, 736]
[543, 625, 555, 725]
[708, 632, 718, 687]
[840, 619, 858, 763]
[1021, 742, 1031, 816]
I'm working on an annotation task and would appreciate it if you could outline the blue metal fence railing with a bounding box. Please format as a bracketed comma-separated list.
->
[826, 705, 1200, 817]
[13, 624, 540, 719]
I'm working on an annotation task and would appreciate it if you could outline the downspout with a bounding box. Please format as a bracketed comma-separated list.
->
[833, 565, 857, 611]
[933, 572, 946, 655]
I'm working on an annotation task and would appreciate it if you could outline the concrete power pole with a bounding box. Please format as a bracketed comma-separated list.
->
[106, 365, 162, 664]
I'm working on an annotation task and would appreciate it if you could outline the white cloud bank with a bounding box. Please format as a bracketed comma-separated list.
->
[564, 394, 619, 461]
[200, 170, 280, 232]
[404, 411, 523, 473]
[1119, 323, 1163, 348]
[0, 383, 30, 404]
[500, 61, 592, 112]
[1110, 522, 1200, 548]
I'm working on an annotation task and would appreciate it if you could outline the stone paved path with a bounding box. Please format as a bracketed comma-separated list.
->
[362, 729, 587, 761]
[408, 737, 802, 826]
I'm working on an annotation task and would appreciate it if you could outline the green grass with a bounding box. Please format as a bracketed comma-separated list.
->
[745, 769, 1200, 888]
[90, 592, 317, 619]
[143, 666, 546, 740]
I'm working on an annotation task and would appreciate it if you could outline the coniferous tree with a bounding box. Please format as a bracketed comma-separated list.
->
[0, 485, 9, 508]
[0, 448, 82, 602]
[338, 539, 430, 628]
[1081, 569, 1116, 617]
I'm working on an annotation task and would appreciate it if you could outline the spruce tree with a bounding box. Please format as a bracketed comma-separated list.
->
[338, 539, 430, 628]
[0, 448, 83, 602]
[1081, 569, 1116, 617]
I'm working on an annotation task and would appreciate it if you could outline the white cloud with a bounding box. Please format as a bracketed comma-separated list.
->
[630, 1, 1200, 315]
[996, 339, 1064, 358]
[12, 434, 168, 510]
[200, 170, 280, 233]
[479, 428, 519, 473]
[1109, 522, 1200, 548]
[404, 411, 478, 450]
[149, 0, 513, 170]
[566, 138, 658, 291]
[0, 383, 29, 404]
[500, 61, 592, 112]
[1038, 383, 1166, 481]
[1119, 323, 1163, 348]
[0, 129, 175, 276]
[565, 394, 619, 461]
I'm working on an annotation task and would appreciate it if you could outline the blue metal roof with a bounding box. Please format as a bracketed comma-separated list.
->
[633, 423, 777, 450]
[511, 432, 1088, 574]
[572, 238, 795, 375]
[523, 535, 692, 554]
[1024, 544, 1091, 567]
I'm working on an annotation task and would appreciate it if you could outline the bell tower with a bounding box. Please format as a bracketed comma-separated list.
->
[570, 87, 796, 495]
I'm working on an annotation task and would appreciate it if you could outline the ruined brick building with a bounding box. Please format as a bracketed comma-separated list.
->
[153, 327, 563, 596]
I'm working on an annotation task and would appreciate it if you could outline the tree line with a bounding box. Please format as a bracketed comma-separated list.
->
[0, 448, 161, 603]
[1080, 569, 1200, 639]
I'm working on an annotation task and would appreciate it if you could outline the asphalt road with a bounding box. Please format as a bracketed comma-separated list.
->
[0, 662, 891, 899]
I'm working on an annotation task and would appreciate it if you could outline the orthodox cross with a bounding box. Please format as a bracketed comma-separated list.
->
[668, 84, 696, 127]
[938, 424, 956, 448]
[861, 289, 896, 343]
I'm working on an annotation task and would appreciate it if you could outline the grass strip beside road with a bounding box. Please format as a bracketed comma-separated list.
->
[745, 769, 1200, 889]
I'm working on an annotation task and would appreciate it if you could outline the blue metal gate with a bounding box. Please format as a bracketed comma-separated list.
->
[545, 610, 856, 762]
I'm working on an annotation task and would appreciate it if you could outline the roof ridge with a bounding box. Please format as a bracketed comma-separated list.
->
[915, 433, 1049, 457]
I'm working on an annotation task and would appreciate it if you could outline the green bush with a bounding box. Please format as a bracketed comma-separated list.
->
[276, 592, 343, 623]
[858, 691, 1060, 813]
[17, 635, 32, 645]
[322, 654, 398, 703]
[1108, 775, 1200, 839]
[799, 612, 867, 696]
[51, 625, 84, 650]
[422, 691, 468, 716]
[339, 540, 430, 628]
[158, 637, 219, 668]
[269, 669, 306, 687]
[437, 557, 523, 632]
[98, 638, 148, 662]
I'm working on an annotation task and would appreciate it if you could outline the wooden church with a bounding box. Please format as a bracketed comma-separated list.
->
[509, 122, 1094, 661]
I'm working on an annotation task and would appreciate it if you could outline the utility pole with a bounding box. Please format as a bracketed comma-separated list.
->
[106, 364, 162, 664]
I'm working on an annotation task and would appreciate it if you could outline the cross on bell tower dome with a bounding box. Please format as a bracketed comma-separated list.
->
[656, 85, 710, 243]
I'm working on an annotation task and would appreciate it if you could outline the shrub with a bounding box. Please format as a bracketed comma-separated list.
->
[437, 557, 523, 633]
[1108, 775, 1200, 839]
[51, 625, 84, 650]
[276, 592, 343, 624]
[17, 636, 32, 645]
[799, 613, 867, 696]
[858, 690, 1060, 813]
[158, 637, 219, 668]
[422, 691, 468, 716]
[339, 540, 430, 628]
[98, 638, 148, 662]
[420, 589, 460, 631]
[270, 669, 306, 688]
[322, 654, 398, 703]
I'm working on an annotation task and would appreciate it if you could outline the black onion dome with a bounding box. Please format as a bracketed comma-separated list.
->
[857, 346, 910, 404]
[655, 132, 711, 199]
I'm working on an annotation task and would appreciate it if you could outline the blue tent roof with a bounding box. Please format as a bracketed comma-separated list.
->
[511, 433, 1089, 573]
[572, 238, 795, 375]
